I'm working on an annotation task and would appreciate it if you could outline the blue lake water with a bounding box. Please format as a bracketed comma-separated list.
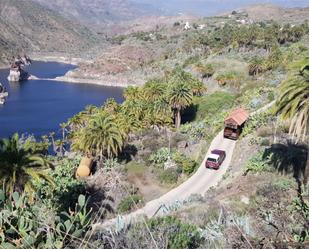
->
[0, 61, 124, 138]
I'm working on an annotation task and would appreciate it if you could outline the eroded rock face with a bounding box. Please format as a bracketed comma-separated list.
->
[7, 69, 29, 82]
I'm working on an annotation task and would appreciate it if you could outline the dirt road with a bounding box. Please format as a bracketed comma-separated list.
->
[96, 130, 236, 228]
[95, 101, 275, 229]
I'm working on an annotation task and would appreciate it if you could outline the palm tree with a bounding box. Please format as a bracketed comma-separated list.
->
[276, 62, 309, 185]
[248, 57, 265, 76]
[188, 80, 207, 96]
[143, 80, 165, 101]
[123, 86, 141, 101]
[0, 133, 54, 196]
[72, 113, 126, 159]
[104, 98, 119, 114]
[200, 63, 215, 79]
[116, 111, 141, 136]
[67, 105, 98, 132]
[168, 82, 193, 129]
[264, 45, 283, 70]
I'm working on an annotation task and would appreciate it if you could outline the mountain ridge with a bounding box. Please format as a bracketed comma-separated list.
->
[0, 0, 99, 65]
[32, 0, 162, 25]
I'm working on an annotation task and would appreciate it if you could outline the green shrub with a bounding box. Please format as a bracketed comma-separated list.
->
[149, 147, 170, 166]
[118, 195, 143, 213]
[195, 63, 215, 78]
[244, 151, 270, 174]
[36, 157, 86, 211]
[180, 122, 207, 140]
[215, 71, 243, 87]
[267, 91, 275, 101]
[260, 138, 271, 146]
[159, 168, 179, 184]
[147, 216, 203, 249]
[173, 152, 197, 175]
[242, 111, 274, 137]
[272, 178, 295, 191]
[257, 127, 273, 137]
[132, 31, 151, 41]
[0, 190, 91, 248]
[183, 55, 200, 67]
[194, 91, 235, 122]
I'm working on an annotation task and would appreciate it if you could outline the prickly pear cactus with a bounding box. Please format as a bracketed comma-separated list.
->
[0, 190, 92, 249]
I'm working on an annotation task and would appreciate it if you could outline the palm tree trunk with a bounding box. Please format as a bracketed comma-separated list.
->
[304, 148, 309, 186]
[176, 109, 181, 129]
[49, 134, 57, 154]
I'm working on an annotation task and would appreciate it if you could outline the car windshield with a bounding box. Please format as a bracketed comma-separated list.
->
[207, 157, 217, 163]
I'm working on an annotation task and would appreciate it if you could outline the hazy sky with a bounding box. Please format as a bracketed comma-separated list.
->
[133, 0, 309, 16]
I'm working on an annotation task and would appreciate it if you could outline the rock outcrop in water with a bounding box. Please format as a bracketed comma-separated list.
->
[0, 83, 8, 104]
[7, 55, 31, 82]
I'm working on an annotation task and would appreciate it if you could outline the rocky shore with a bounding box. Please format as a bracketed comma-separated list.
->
[29, 55, 145, 87]
[52, 75, 138, 88]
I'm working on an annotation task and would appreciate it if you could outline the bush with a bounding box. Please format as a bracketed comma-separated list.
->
[173, 152, 197, 175]
[159, 168, 179, 184]
[215, 71, 243, 87]
[147, 216, 203, 249]
[36, 157, 86, 211]
[180, 122, 207, 140]
[194, 91, 235, 122]
[272, 178, 295, 191]
[183, 55, 200, 67]
[244, 151, 270, 174]
[260, 138, 271, 146]
[0, 190, 91, 248]
[118, 195, 143, 213]
[257, 127, 273, 137]
[149, 147, 170, 166]
[242, 111, 274, 137]
[194, 63, 215, 78]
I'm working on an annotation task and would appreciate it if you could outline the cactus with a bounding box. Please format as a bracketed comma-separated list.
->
[0, 190, 91, 248]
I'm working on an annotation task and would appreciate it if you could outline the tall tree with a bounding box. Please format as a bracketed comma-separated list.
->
[123, 86, 142, 101]
[276, 61, 309, 185]
[0, 133, 54, 196]
[72, 113, 126, 159]
[168, 82, 193, 129]
[143, 80, 165, 101]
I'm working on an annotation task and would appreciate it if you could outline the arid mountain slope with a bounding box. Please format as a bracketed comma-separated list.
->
[32, 0, 161, 25]
[0, 0, 98, 65]
[241, 4, 309, 23]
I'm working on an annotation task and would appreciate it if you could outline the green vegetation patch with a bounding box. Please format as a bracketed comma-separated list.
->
[159, 168, 179, 185]
[194, 91, 236, 121]
[126, 162, 147, 175]
[118, 194, 143, 213]
[147, 216, 203, 249]
[37, 157, 86, 211]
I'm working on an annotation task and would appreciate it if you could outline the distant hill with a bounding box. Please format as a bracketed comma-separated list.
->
[241, 4, 309, 23]
[32, 0, 162, 25]
[0, 0, 98, 65]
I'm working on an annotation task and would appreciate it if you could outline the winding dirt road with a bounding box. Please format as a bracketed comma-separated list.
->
[95, 101, 275, 229]
[96, 131, 235, 229]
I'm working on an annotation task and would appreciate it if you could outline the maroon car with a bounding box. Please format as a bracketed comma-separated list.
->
[205, 149, 226, 170]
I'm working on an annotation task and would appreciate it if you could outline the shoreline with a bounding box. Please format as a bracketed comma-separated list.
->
[30, 55, 142, 88]
[29, 55, 91, 66]
[49, 76, 137, 88]
[3, 55, 142, 88]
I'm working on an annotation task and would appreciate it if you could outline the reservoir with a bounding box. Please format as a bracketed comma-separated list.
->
[0, 61, 124, 138]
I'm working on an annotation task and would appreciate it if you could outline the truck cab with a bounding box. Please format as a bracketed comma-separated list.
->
[205, 149, 226, 170]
